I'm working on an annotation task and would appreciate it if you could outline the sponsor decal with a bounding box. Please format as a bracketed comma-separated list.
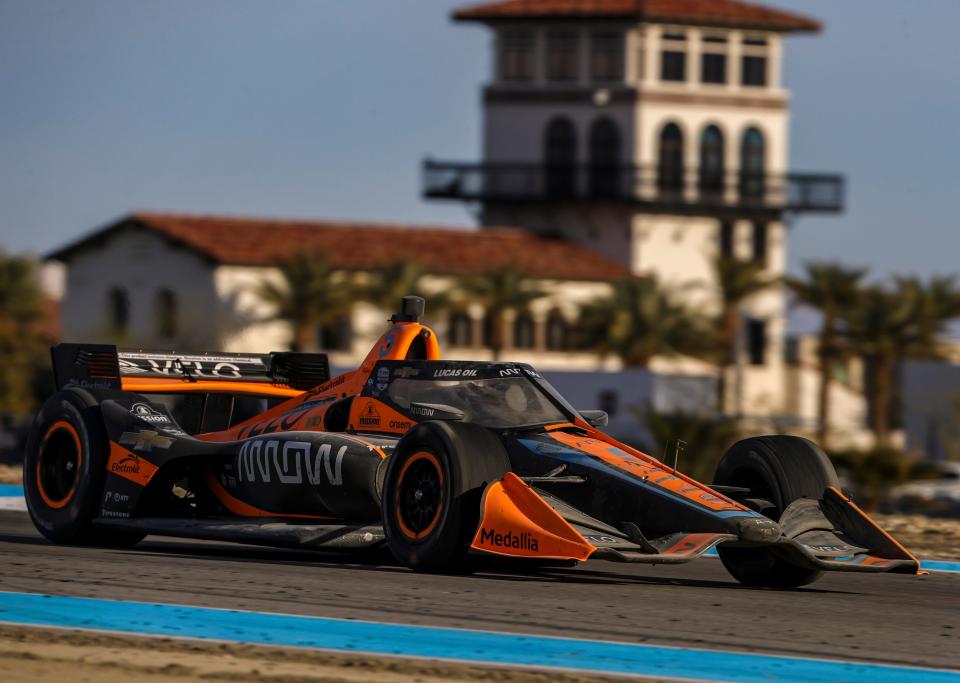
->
[110, 451, 143, 476]
[118, 359, 148, 374]
[378, 332, 396, 358]
[582, 535, 619, 544]
[388, 420, 413, 431]
[65, 378, 115, 389]
[479, 528, 539, 552]
[304, 416, 323, 429]
[119, 430, 173, 452]
[99, 509, 131, 519]
[498, 368, 522, 377]
[236, 439, 346, 487]
[393, 366, 420, 378]
[409, 404, 436, 418]
[120, 355, 248, 379]
[358, 403, 381, 428]
[104, 490, 130, 505]
[130, 403, 171, 425]
[237, 402, 318, 439]
[309, 373, 347, 396]
[433, 368, 478, 378]
[376, 367, 390, 393]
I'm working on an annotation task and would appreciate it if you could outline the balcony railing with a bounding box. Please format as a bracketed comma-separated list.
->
[423, 160, 845, 214]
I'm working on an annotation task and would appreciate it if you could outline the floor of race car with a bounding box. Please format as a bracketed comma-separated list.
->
[0, 510, 957, 677]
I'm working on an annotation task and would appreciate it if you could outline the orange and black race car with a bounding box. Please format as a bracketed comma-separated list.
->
[24, 297, 919, 587]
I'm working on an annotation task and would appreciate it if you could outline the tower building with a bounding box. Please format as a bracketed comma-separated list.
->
[424, 0, 845, 420]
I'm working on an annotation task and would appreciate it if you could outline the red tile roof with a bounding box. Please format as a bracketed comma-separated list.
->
[453, 0, 820, 32]
[48, 212, 629, 282]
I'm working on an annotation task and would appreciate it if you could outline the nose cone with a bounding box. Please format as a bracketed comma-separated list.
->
[734, 516, 782, 543]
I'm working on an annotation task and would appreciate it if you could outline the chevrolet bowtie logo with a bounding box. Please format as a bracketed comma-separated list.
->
[119, 430, 173, 452]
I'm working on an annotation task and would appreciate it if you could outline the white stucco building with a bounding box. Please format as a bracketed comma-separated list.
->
[48, 0, 875, 447]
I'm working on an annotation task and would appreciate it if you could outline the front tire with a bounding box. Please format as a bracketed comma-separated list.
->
[23, 389, 144, 547]
[382, 421, 509, 572]
[714, 435, 839, 588]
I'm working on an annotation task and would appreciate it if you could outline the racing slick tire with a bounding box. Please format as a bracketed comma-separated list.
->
[382, 420, 510, 572]
[713, 435, 839, 589]
[23, 388, 145, 547]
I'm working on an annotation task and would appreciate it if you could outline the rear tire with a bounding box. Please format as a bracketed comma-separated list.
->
[714, 435, 839, 588]
[23, 389, 145, 547]
[382, 421, 509, 572]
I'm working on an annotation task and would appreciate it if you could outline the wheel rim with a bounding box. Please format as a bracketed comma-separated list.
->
[36, 421, 82, 509]
[394, 451, 445, 540]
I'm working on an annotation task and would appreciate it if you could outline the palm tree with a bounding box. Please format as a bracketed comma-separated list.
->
[785, 262, 867, 444]
[714, 257, 777, 415]
[577, 276, 713, 368]
[362, 260, 448, 318]
[0, 251, 47, 417]
[257, 252, 357, 352]
[844, 277, 960, 448]
[456, 267, 544, 360]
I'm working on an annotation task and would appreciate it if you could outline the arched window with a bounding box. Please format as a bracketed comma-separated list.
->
[448, 311, 472, 347]
[698, 124, 725, 198]
[657, 123, 684, 195]
[588, 117, 621, 198]
[107, 287, 129, 335]
[513, 313, 535, 350]
[545, 310, 568, 351]
[318, 315, 352, 351]
[739, 127, 765, 200]
[155, 288, 178, 339]
[544, 117, 577, 198]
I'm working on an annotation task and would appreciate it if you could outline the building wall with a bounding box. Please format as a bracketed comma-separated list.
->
[59, 228, 221, 350]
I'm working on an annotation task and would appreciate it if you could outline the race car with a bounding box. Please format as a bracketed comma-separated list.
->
[24, 297, 919, 587]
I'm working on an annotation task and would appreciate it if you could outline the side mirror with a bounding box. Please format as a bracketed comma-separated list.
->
[579, 410, 608, 428]
[409, 402, 465, 421]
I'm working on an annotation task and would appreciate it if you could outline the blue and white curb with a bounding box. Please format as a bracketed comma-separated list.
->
[0, 485, 24, 511]
[0, 591, 957, 683]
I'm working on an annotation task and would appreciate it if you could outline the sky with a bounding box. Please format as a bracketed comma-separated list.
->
[0, 0, 958, 281]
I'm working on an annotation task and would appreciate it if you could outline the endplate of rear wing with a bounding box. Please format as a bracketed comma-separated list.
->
[51, 343, 329, 392]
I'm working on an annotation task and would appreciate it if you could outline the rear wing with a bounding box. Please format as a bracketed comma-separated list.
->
[51, 343, 330, 392]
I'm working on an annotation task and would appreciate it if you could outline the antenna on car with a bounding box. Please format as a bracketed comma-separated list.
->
[390, 296, 425, 324]
[669, 438, 687, 475]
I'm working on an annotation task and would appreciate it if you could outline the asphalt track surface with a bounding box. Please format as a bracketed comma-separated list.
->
[0, 511, 958, 674]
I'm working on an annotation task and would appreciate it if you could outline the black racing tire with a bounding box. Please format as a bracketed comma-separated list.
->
[714, 435, 839, 589]
[382, 421, 510, 572]
[23, 388, 145, 547]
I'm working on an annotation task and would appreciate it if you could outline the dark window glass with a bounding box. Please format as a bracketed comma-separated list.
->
[545, 311, 568, 351]
[745, 318, 767, 366]
[661, 50, 686, 81]
[155, 289, 178, 339]
[448, 311, 472, 347]
[742, 55, 767, 86]
[719, 222, 735, 258]
[590, 32, 624, 82]
[513, 314, 535, 350]
[739, 127, 766, 199]
[703, 35, 728, 44]
[657, 123, 684, 193]
[108, 287, 130, 334]
[546, 31, 579, 82]
[752, 222, 768, 265]
[588, 117, 621, 198]
[598, 389, 618, 417]
[318, 316, 351, 351]
[743, 36, 769, 47]
[544, 117, 577, 198]
[500, 31, 534, 82]
[702, 53, 727, 84]
[698, 124, 725, 196]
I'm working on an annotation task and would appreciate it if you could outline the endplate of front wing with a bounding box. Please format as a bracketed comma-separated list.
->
[469, 473, 735, 565]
